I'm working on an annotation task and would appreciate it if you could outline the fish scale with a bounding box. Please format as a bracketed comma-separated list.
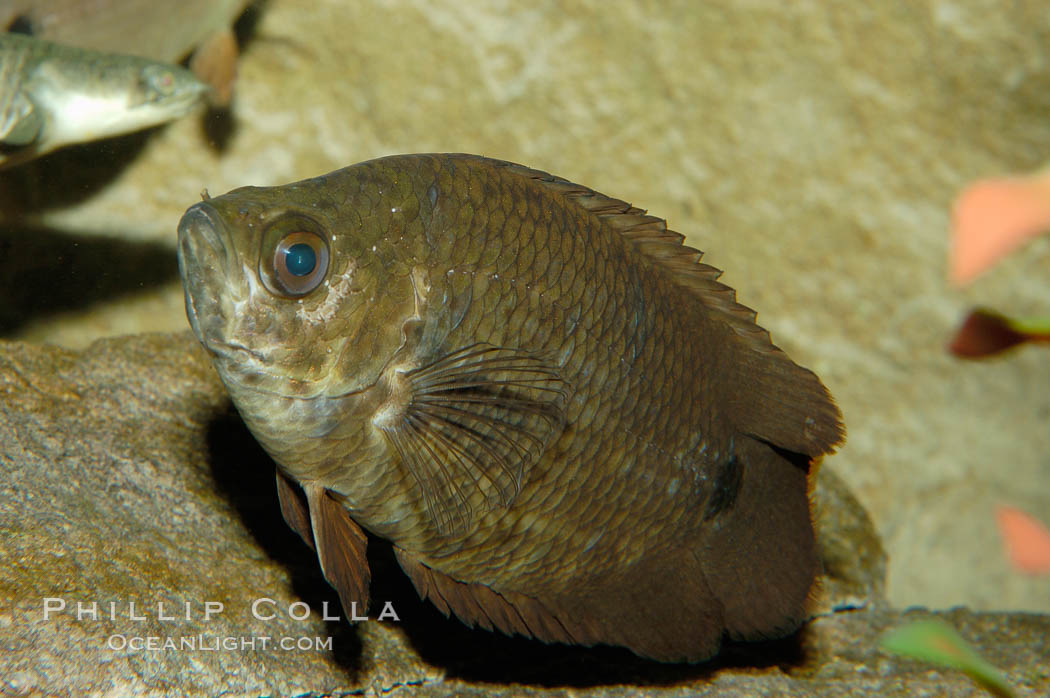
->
[178, 153, 844, 662]
[437, 161, 705, 588]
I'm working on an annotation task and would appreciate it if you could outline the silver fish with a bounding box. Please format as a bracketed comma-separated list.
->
[0, 0, 249, 65]
[0, 0, 252, 107]
[0, 33, 210, 168]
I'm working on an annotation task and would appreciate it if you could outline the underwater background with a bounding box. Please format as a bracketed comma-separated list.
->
[1, 0, 1048, 640]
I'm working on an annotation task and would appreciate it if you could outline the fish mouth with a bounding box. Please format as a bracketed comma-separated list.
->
[124, 63, 211, 124]
[177, 202, 237, 356]
[157, 79, 212, 117]
[177, 201, 336, 400]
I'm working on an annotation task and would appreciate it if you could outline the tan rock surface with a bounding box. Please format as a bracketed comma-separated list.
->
[0, 334, 439, 695]
[1, 332, 1045, 696]
[0, 0, 1047, 620]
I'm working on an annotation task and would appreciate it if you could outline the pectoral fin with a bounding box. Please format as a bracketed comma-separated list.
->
[378, 343, 568, 537]
[189, 28, 239, 107]
[0, 97, 40, 147]
[0, 50, 41, 147]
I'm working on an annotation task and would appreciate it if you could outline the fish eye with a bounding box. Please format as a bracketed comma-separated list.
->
[284, 242, 316, 276]
[141, 65, 176, 98]
[268, 231, 330, 297]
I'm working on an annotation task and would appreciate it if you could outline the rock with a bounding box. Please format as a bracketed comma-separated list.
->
[811, 465, 887, 615]
[2, 331, 1046, 696]
[0, 333, 437, 695]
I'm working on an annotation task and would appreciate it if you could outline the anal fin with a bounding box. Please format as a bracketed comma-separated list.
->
[394, 545, 726, 663]
[302, 483, 371, 616]
[559, 550, 727, 662]
[393, 547, 590, 647]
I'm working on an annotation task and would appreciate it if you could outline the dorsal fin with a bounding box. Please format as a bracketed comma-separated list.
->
[499, 160, 845, 457]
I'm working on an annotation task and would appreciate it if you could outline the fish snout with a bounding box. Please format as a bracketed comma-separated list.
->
[137, 63, 211, 114]
[179, 203, 227, 258]
[177, 203, 232, 348]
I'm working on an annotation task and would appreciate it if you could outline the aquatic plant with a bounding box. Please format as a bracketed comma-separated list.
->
[881, 618, 1015, 697]
[948, 171, 1050, 357]
[948, 172, 1050, 574]
[889, 173, 1050, 698]
[996, 506, 1050, 575]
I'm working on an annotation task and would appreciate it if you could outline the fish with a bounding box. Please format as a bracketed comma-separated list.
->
[0, 33, 211, 168]
[0, 0, 250, 106]
[177, 153, 845, 663]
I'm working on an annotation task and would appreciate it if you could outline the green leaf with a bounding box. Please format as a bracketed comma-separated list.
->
[1005, 315, 1050, 337]
[882, 619, 1015, 697]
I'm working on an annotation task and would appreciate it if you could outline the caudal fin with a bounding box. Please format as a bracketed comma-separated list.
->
[697, 435, 819, 641]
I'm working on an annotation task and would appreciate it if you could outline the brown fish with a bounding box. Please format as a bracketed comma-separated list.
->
[177, 153, 845, 662]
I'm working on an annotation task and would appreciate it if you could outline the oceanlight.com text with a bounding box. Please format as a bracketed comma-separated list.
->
[106, 634, 333, 652]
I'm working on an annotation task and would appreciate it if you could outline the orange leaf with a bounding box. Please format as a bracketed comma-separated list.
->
[996, 505, 1050, 574]
[950, 175, 1050, 285]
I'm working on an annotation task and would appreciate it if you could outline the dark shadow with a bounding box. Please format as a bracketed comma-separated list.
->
[204, 409, 365, 673]
[197, 0, 270, 153]
[0, 130, 158, 213]
[201, 106, 237, 153]
[5, 13, 35, 34]
[0, 223, 179, 336]
[234, 0, 270, 48]
[203, 411, 814, 688]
